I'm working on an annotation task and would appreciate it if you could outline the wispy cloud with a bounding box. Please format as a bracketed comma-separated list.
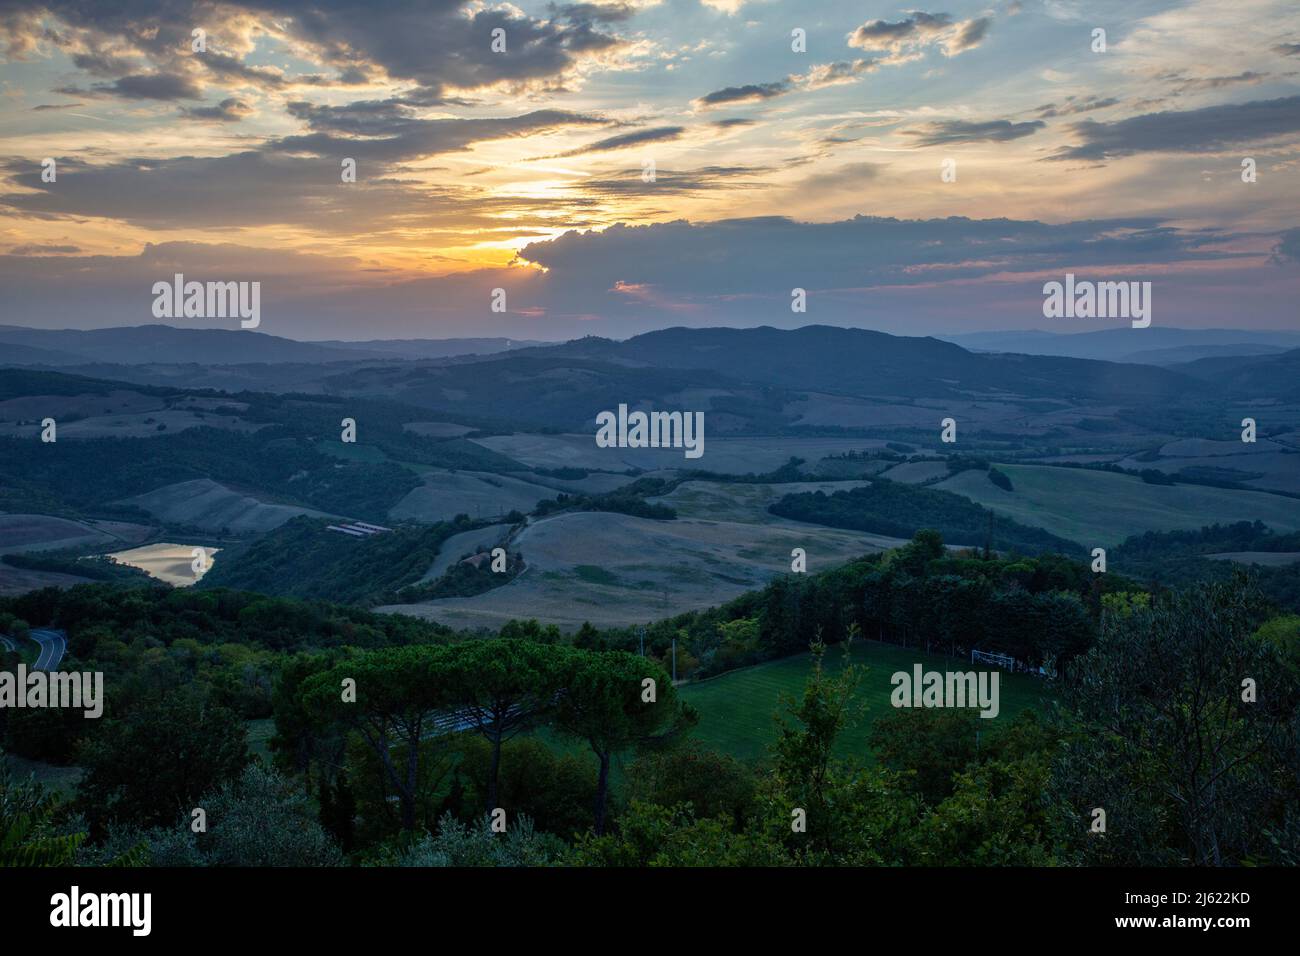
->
[1053, 95, 1300, 161]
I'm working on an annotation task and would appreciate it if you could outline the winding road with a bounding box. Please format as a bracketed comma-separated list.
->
[30, 629, 67, 670]
[0, 628, 66, 670]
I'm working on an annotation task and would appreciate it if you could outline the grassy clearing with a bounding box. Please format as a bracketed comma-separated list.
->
[680, 640, 1051, 763]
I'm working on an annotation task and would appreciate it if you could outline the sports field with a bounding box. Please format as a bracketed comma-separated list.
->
[680, 640, 1051, 763]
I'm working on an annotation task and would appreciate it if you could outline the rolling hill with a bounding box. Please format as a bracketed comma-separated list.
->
[519, 325, 1208, 402]
[942, 326, 1300, 363]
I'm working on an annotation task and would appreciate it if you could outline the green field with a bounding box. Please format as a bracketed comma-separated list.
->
[680, 640, 1051, 763]
[939, 464, 1300, 548]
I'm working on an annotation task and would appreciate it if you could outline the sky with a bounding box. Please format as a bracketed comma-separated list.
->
[0, 0, 1298, 342]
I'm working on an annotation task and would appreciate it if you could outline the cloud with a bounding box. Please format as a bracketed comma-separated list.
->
[0, 0, 633, 102]
[0, 150, 529, 232]
[903, 118, 1045, 146]
[1156, 70, 1269, 94]
[1053, 95, 1300, 161]
[699, 0, 749, 14]
[0, 215, 1290, 339]
[549, 3, 639, 24]
[575, 165, 771, 198]
[1271, 228, 1300, 263]
[694, 81, 791, 108]
[792, 162, 885, 194]
[850, 12, 953, 50]
[181, 97, 254, 122]
[847, 11, 992, 62]
[947, 17, 992, 54]
[516, 214, 1243, 298]
[800, 60, 878, 90]
[693, 60, 874, 109]
[63, 72, 205, 101]
[1034, 95, 1119, 118]
[9, 244, 81, 255]
[268, 107, 609, 162]
[550, 126, 686, 157]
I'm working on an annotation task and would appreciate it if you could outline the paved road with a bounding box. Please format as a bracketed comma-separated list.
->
[29, 629, 67, 671]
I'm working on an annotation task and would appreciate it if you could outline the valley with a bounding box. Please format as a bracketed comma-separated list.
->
[3, 324, 1297, 626]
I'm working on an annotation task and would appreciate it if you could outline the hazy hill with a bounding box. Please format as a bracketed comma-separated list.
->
[1117, 344, 1288, 365]
[0, 325, 547, 367]
[512, 325, 1205, 402]
[313, 337, 548, 359]
[0, 341, 87, 365]
[941, 327, 1300, 364]
[295, 324, 1221, 434]
[0, 324, 378, 365]
[1171, 348, 1300, 399]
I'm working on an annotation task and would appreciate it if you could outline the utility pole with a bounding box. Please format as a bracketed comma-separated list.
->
[672, 637, 677, 683]
[638, 625, 646, 657]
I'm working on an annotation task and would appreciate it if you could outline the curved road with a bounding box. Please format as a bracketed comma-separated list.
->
[29, 629, 67, 670]
[1, 629, 67, 669]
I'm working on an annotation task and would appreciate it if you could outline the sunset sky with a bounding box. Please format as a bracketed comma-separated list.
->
[1, 0, 1298, 340]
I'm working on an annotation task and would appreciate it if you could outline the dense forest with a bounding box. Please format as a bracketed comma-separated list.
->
[3, 567, 1295, 867]
[1111, 521, 1300, 611]
[585, 530, 1132, 682]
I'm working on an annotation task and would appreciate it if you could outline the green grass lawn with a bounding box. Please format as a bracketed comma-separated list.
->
[680, 640, 1051, 764]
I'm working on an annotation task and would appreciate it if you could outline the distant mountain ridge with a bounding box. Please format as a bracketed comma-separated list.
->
[1170, 348, 1300, 400]
[312, 337, 546, 359]
[0, 325, 546, 367]
[941, 327, 1300, 364]
[509, 325, 1205, 403]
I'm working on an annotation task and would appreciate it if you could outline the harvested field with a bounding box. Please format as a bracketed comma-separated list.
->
[380, 510, 903, 631]
[107, 542, 220, 586]
[118, 479, 331, 532]
[0, 513, 114, 555]
[421, 522, 513, 581]
[0, 565, 96, 596]
[938, 464, 1300, 547]
[389, 470, 559, 523]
